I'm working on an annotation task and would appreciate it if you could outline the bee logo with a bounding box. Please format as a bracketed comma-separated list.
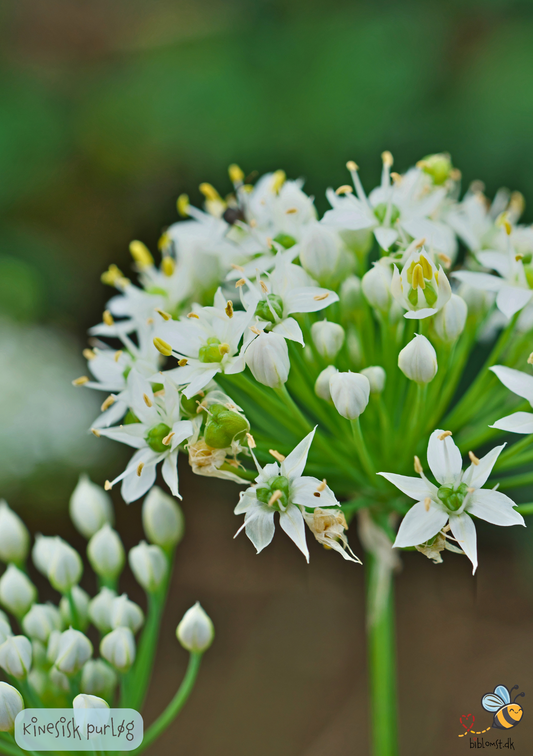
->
[482, 684, 525, 730]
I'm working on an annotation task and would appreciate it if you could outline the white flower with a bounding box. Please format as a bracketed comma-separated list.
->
[80, 659, 117, 698]
[97, 373, 194, 502]
[100, 627, 135, 672]
[87, 526, 125, 580]
[315, 365, 337, 402]
[0, 501, 29, 564]
[154, 289, 254, 398]
[360, 366, 386, 394]
[311, 320, 345, 360]
[73, 693, 109, 709]
[244, 331, 290, 388]
[89, 588, 117, 634]
[433, 293, 468, 342]
[0, 565, 37, 617]
[128, 542, 168, 593]
[490, 365, 533, 434]
[329, 371, 370, 419]
[69, 475, 114, 539]
[0, 636, 32, 679]
[0, 682, 24, 733]
[142, 486, 185, 548]
[47, 538, 83, 594]
[234, 429, 342, 561]
[299, 224, 343, 283]
[110, 595, 144, 634]
[398, 334, 437, 384]
[22, 604, 62, 643]
[176, 603, 214, 653]
[54, 629, 93, 675]
[378, 429, 525, 573]
[361, 261, 394, 311]
[391, 246, 452, 319]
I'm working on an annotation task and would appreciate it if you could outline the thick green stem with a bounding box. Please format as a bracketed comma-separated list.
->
[366, 553, 398, 756]
[131, 652, 202, 755]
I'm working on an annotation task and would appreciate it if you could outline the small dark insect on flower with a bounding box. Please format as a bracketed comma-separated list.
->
[223, 206, 245, 225]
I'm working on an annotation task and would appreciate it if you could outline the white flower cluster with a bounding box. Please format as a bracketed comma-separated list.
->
[0, 479, 213, 729]
[75, 153, 533, 567]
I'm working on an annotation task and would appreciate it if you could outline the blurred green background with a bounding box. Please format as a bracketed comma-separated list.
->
[2, 1, 533, 753]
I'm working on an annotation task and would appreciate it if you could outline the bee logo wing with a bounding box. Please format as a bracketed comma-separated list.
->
[494, 685, 511, 704]
[482, 693, 505, 712]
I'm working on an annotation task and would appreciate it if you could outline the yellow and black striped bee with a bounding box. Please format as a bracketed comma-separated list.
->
[482, 684, 525, 730]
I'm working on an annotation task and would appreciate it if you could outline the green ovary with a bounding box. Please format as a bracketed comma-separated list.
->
[374, 203, 400, 225]
[255, 294, 284, 323]
[256, 476, 290, 510]
[145, 423, 172, 453]
[204, 404, 249, 448]
[199, 337, 224, 363]
[437, 482, 469, 512]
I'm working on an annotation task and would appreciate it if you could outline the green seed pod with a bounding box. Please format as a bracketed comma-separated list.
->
[204, 404, 249, 449]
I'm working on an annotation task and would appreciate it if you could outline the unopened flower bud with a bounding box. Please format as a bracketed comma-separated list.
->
[176, 602, 214, 653]
[32, 535, 55, 576]
[418, 152, 453, 185]
[360, 366, 386, 394]
[398, 334, 438, 384]
[0, 682, 24, 733]
[128, 542, 167, 593]
[87, 525, 125, 580]
[203, 404, 249, 449]
[340, 275, 364, 316]
[0, 501, 29, 564]
[47, 538, 83, 594]
[22, 603, 62, 643]
[88, 588, 116, 634]
[245, 332, 290, 388]
[49, 667, 70, 692]
[362, 262, 393, 311]
[100, 627, 135, 672]
[54, 629, 93, 675]
[315, 366, 337, 402]
[329, 372, 371, 420]
[434, 294, 468, 342]
[299, 225, 341, 283]
[80, 659, 117, 699]
[0, 618, 11, 646]
[70, 475, 114, 539]
[59, 586, 90, 631]
[0, 565, 37, 617]
[110, 595, 144, 634]
[46, 630, 61, 666]
[142, 487, 185, 549]
[311, 320, 345, 360]
[0, 636, 32, 679]
[73, 693, 109, 710]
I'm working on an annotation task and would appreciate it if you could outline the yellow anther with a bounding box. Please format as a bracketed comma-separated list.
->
[143, 393, 153, 408]
[246, 432, 256, 449]
[153, 338, 173, 357]
[219, 343, 231, 356]
[161, 256, 175, 276]
[414, 456, 423, 474]
[225, 300, 234, 318]
[313, 292, 329, 301]
[390, 172, 402, 184]
[527, 353, 533, 365]
[260, 280, 268, 293]
[346, 160, 358, 171]
[285, 207, 298, 214]
[91, 428, 101, 438]
[467, 486, 475, 494]
[268, 490, 283, 507]
[381, 151, 394, 167]
[114, 350, 123, 362]
[178, 358, 188, 367]
[103, 310, 114, 326]
[72, 376, 89, 386]
[419, 254, 433, 279]
[269, 449, 286, 463]
[199, 183, 221, 202]
[250, 326, 261, 335]
[187, 312, 199, 319]
[496, 212, 512, 235]
[271, 170, 286, 194]
[317, 479, 327, 492]
[235, 278, 246, 288]
[155, 308, 172, 321]
[450, 168, 462, 181]
[438, 253, 452, 268]
[412, 263, 426, 290]
[101, 264, 127, 287]
[249, 218, 257, 228]
[228, 163, 244, 183]
[137, 462, 144, 477]
[424, 497, 431, 512]
[504, 220, 512, 235]
[177, 194, 190, 217]
[335, 185, 354, 195]
[104, 480, 112, 490]
[509, 191, 525, 216]
[438, 430, 452, 440]
[162, 431, 175, 446]
[129, 240, 154, 268]
[146, 317, 154, 326]
[101, 395, 115, 412]
[83, 348, 96, 360]
[158, 231, 171, 250]
[231, 263, 245, 272]
[468, 451, 480, 466]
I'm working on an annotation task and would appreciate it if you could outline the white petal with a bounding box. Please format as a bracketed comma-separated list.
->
[182, 367, 221, 399]
[448, 513, 478, 574]
[244, 508, 276, 553]
[374, 226, 398, 251]
[404, 307, 438, 320]
[477, 251, 511, 278]
[272, 318, 305, 345]
[91, 400, 127, 429]
[121, 457, 158, 503]
[170, 420, 195, 449]
[463, 444, 505, 489]
[279, 506, 309, 562]
[393, 500, 448, 548]
[377, 472, 437, 500]
[490, 365, 533, 404]
[161, 451, 180, 498]
[322, 207, 376, 231]
[427, 429, 463, 485]
[290, 476, 339, 508]
[491, 411, 533, 434]
[452, 270, 503, 292]
[467, 490, 525, 527]
[284, 287, 339, 315]
[496, 285, 532, 319]
[97, 424, 147, 449]
[281, 428, 316, 480]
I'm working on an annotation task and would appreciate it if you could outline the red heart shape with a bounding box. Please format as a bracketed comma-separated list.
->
[460, 713, 475, 731]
